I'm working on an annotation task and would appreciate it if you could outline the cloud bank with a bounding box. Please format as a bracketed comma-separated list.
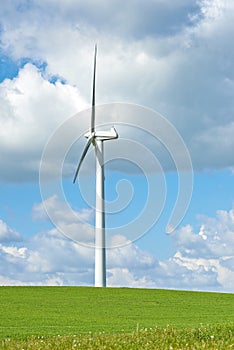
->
[0, 200, 233, 292]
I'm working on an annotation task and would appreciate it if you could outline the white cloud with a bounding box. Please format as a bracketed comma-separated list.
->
[108, 268, 156, 288]
[0, 63, 86, 182]
[108, 235, 155, 270]
[0, 230, 94, 286]
[0, 275, 26, 286]
[0, 1, 199, 42]
[0, 219, 22, 242]
[1, 245, 27, 260]
[165, 206, 234, 291]
[173, 207, 234, 259]
[32, 195, 95, 244]
[173, 252, 234, 291]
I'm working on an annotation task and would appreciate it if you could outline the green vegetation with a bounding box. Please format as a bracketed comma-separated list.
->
[0, 287, 233, 349]
[0, 325, 233, 349]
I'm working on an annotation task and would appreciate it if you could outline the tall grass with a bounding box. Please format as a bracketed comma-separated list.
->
[0, 325, 233, 349]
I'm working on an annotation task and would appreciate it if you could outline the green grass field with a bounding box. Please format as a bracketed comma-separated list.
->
[0, 287, 233, 349]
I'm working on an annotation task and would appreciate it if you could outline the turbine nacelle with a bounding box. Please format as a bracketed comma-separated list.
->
[85, 126, 118, 141]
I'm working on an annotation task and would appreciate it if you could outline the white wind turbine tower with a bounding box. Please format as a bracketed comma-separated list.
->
[73, 45, 118, 287]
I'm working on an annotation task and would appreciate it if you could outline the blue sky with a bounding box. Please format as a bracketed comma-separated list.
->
[0, 0, 233, 291]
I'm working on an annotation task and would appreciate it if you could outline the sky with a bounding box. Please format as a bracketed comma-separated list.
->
[0, 0, 233, 292]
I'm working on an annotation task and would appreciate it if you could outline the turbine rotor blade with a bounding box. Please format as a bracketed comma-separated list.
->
[73, 135, 94, 183]
[91, 44, 97, 133]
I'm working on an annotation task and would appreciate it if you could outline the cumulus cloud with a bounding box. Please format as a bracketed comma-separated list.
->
[173, 207, 234, 259]
[168, 206, 234, 291]
[0, 63, 86, 182]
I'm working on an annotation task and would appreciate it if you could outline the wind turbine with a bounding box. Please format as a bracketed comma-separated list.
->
[73, 45, 118, 287]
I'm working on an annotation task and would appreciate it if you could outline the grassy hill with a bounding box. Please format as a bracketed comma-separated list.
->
[0, 286, 233, 340]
